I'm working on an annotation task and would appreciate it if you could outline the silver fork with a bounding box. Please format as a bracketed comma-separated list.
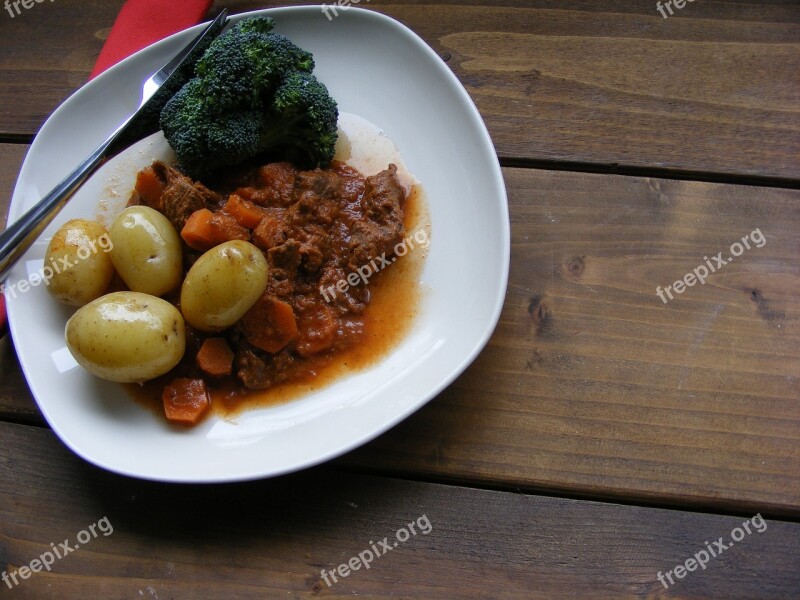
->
[0, 8, 229, 284]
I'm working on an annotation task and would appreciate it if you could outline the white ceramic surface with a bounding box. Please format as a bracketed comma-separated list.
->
[6, 6, 509, 482]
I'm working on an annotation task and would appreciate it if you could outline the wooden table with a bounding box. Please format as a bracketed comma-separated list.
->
[1, 1, 799, 597]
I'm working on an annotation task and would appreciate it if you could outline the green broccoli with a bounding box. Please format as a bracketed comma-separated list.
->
[159, 16, 336, 176]
[261, 71, 339, 168]
[195, 18, 313, 112]
[160, 79, 263, 174]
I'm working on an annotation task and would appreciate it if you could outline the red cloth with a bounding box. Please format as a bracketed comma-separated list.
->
[90, 0, 213, 79]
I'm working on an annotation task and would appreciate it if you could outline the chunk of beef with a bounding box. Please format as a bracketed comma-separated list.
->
[237, 162, 298, 207]
[252, 209, 289, 251]
[152, 161, 222, 232]
[290, 170, 342, 226]
[284, 170, 344, 273]
[317, 264, 369, 314]
[294, 167, 341, 200]
[235, 347, 295, 390]
[347, 164, 405, 271]
[268, 239, 302, 274]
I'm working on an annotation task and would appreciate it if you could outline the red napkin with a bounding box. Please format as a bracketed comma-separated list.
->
[0, 0, 212, 335]
[90, 0, 213, 79]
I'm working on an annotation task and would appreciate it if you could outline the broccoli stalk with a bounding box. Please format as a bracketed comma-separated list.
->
[159, 16, 337, 177]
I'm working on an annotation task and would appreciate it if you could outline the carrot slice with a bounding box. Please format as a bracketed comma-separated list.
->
[196, 337, 234, 377]
[211, 211, 250, 244]
[223, 194, 267, 229]
[181, 208, 216, 251]
[241, 296, 298, 354]
[232, 187, 256, 201]
[181, 208, 249, 251]
[162, 378, 210, 425]
[135, 166, 164, 210]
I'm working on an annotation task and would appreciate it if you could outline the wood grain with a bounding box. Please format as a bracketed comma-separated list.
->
[0, 145, 37, 424]
[1, 1, 798, 179]
[0, 144, 25, 224]
[1, 420, 798, 599]
[342, 168, 800, 515]
[2, 151, 798, 514]
[0, 0, 121, 138]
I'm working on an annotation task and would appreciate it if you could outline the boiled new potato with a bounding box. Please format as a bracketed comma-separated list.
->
[45, 219, 115, 307]
[108, 206, 182, 296]
[66, 291, 185, 383]
[180, 240, 268, 332]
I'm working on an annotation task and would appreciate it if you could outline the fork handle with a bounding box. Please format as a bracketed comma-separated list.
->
[0, 138, 112, 284]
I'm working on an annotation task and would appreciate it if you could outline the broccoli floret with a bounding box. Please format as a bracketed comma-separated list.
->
[160, 79, 261, 176]
[161, 73, 338, 177]
[195, 17, 313, 112]
[232, 14, 275, 35]
[260, 71, 339, 168]
[160, 16, 337, 177]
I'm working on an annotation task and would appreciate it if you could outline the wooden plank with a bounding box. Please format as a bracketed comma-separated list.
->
[1, 157, 798, 513]
[341, 167, 800, 515]
[0, 336, 38, 425]
[1, 1, 798, 179]
[0, 0, 123, 137]
[0, 144, 25, 225]
[0, 421, 798, 598]
[0, 145, 38, 424]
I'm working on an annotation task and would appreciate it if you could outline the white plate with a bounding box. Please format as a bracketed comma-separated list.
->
[6, 6, 509, 482]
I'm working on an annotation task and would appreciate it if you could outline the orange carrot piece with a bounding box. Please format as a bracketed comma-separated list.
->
[196, 337, 234, 377]
[241, 296, 298, 354]
[181, 208, 216, 251]
[233, 186, 256, 201]
[135, 166, 164, 210]
[223, 194, 267, 229]
[181, 209, 249, 251]
[162, 378, 210, 425]
[210, 211, 250, 244]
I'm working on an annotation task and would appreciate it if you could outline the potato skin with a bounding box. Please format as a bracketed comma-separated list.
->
[66, 291, 186, 383]
[109, 206, 182, 296]
[45, 219, 115, 307]
[180, 240, 269, 332]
